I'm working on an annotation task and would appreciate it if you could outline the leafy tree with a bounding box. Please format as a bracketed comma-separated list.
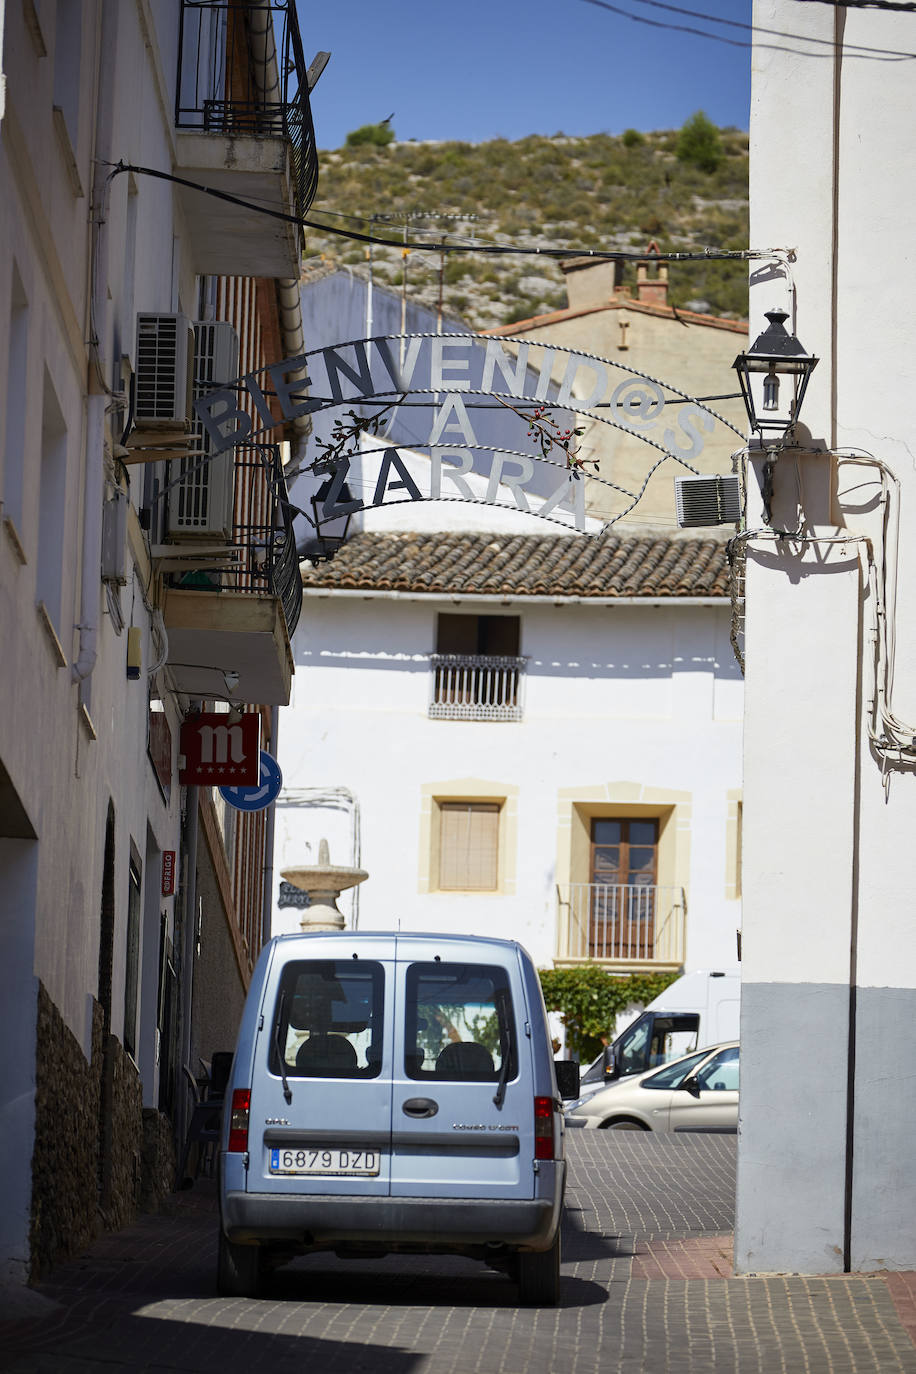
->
[676, 110, 724, 174]
[622, 128, 645, 148]
[538, 965, 680, 1060]
[345, 122, 395, 149]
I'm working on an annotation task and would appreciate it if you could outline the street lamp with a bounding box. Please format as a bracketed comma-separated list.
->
[733, 309, 819, 442]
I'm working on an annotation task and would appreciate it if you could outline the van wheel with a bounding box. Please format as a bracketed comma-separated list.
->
[602, 1119, 648, 1131]
[516, 1232, 561, 1307]
[217, 1230, 261, 1298]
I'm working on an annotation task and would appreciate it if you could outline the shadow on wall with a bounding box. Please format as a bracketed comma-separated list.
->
[293, 647, 733, 681]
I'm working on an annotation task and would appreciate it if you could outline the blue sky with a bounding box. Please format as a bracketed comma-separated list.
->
[299, 0, 752, 151]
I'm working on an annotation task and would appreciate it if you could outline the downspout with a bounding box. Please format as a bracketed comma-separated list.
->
[74, 0, 121, 686]
[277, 276, 310, 469]
[0, 3, 6, 124]
[261, 710, 279, 947]
[830, 2, 858, 1278]
[73, 396, 105, 684]
[244, 1, 311, 468]
[177, 777, 200, 1170]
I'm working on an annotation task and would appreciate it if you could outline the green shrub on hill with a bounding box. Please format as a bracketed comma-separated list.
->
[310, 127, 748, 330]
[345, 122, 395, 149]
[676, 110, 725, 174]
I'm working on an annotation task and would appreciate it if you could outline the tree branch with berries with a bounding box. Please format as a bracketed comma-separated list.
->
[310, 395, 407, 475]
[492, 395, 597, 477]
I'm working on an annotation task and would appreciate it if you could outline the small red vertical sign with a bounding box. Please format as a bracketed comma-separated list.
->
[161, 850, 176, 897]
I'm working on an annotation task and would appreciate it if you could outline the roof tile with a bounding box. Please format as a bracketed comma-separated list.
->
[301, 532, 730, 599]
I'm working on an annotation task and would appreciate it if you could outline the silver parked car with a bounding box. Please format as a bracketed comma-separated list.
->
[564, 1042, 739, 1133]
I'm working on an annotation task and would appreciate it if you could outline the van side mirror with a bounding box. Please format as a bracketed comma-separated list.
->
[602, 1044, 619, 1081]
[680, 1075, 702, 1098]
[554, 1059, 580, 1100]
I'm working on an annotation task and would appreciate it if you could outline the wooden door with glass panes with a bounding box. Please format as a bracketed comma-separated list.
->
[589, 819, 659, 959]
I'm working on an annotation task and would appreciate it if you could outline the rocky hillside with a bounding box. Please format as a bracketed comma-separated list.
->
[305, 126, 749, 332]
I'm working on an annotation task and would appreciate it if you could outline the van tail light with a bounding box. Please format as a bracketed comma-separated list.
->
[534, 1095, 554, 1161]
[228, 1089, 250, 1153]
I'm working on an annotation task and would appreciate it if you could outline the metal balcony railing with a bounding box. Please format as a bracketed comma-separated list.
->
[166, 443, 302, 640]
[429, 654, 528, 721]
[557, 883, 687, 965]
[176, 1, 319, 219]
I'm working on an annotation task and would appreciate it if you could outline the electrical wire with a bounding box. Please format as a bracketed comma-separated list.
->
[582, 0, 916, 56]
[146, 609, 169, 677]
[792, 0, 916, 11]
[631, 0, 916, 56]
[733, 444, 916, 765]
[831, 452, 916, 761]
[100, 159, 777, 265]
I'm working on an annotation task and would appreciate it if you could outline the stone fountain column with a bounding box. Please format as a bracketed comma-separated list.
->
[281, 839, 368, 932]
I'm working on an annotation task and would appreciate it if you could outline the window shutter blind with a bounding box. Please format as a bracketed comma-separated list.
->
[439, 802, 500, 890]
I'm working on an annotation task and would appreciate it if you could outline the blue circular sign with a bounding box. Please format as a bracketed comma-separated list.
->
[219, 751, 283, 812]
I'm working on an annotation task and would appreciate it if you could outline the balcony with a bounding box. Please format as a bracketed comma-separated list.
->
[556, 883, 686, 970]
[157, 443, 301, 705]
[428, 654, 527, 722]
[174, 1, 319, 277]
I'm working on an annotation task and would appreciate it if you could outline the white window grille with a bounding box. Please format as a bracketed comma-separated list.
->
[429, 654, 527, 722]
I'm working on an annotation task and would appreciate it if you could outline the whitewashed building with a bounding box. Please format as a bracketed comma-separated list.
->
[734, 1, 916, 1274]
[275, 269, 744, 984]
[0, 0, 318, 1285]
[275, 516, 744, 977]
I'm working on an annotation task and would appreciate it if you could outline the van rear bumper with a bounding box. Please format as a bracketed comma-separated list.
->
[222, 1169, 564, 1252]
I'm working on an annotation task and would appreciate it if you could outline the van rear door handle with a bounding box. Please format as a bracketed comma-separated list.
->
[402, 1097, 438, 1118]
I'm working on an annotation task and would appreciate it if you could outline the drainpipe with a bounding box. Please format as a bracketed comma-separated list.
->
[72, 394, 105, 684]
[74, 0, 121, 685]
[244, 1, 310, 467]
[177, 777, 199, 1168]
[261, 710, 279, 947]
[277, 275, 311, 468]
[178, 699, 203, 1165]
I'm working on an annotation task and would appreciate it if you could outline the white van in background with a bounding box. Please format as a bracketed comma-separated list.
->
[580, 969, 740, 1087]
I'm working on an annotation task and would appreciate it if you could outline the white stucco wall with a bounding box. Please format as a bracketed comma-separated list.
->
[274, 592, 743, 973]
[736, 0, 916, 1273]
[0, 0, 191, 1279]
[0, 0, 189, 1048]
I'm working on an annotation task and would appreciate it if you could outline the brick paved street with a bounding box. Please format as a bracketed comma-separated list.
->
[1, 1133, 914, 1373]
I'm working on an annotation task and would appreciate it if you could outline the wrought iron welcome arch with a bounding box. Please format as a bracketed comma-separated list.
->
[191, 331, 746, 537]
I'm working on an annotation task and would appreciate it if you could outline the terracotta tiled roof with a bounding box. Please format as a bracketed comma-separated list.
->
[485, 296, 748, 337]
[300, 532, 730, 599]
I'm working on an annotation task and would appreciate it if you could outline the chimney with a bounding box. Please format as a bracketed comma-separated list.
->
[635, 241, 668, 306]
[560, 256, 622, 311]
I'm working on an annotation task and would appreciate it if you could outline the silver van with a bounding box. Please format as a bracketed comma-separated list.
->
[217, 931, 579, 1305]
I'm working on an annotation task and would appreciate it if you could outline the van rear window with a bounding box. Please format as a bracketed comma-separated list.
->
[270, 960, 384, 1079]
[404, 963, 517, 1083]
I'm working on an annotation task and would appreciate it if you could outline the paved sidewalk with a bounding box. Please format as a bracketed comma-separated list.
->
[1, 1134, 914, 1373]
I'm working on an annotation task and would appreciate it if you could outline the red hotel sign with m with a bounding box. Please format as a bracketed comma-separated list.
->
[178, 713, 261, 786]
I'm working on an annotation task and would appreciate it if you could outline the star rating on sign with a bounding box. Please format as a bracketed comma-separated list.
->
[178, 713, 262, 787]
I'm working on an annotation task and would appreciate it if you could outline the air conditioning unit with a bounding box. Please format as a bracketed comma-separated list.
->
[674, 474, 741, 528]
[135, 314, 195, 426]
[165, 321, 240, 540]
